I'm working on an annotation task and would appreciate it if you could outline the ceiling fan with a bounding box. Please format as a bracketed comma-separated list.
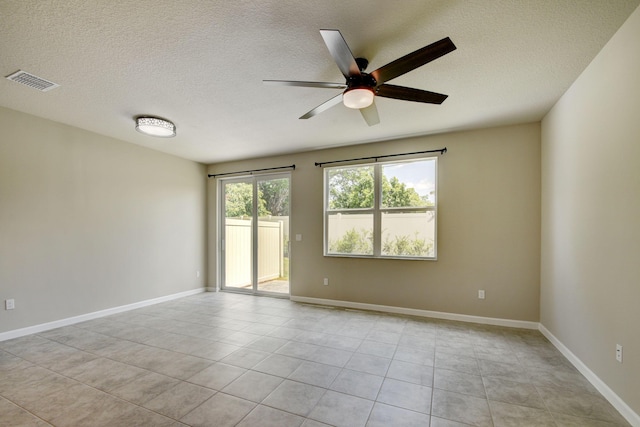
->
[264, 29, 456, 126]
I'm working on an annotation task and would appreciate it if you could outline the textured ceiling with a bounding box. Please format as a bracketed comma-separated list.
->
[1, 0, 638, 164]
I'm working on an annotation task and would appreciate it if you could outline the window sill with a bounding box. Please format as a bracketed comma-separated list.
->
[324, 254, 437, 261]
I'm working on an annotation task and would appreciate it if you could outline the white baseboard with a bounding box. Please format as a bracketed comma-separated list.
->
[0, 288, 206, 342]
[289, 296, 539, 330]
[539, 324, 639, 427]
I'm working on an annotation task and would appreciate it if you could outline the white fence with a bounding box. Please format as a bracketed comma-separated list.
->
[328, 211, 435, 245]
[224, 219, 284, 287]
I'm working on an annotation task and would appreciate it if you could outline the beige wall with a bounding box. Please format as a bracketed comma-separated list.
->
[208, 123, 541, 321]
[0, 107, 207, 334]
[541, 5, 640, 417]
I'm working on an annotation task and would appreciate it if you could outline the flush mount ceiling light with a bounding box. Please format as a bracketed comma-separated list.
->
[135, 116, 176, 137]
[342, 87, 375, 109]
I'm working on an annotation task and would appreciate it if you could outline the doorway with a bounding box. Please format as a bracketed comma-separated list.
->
[220, 174, 290, 295]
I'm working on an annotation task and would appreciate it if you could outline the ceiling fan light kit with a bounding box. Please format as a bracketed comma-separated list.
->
[343, 87, 374, 109]
[135, 116, 176, 138]
[264, 29, 456, 126]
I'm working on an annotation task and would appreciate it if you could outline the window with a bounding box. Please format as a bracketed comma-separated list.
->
[324, 157, 437, 259]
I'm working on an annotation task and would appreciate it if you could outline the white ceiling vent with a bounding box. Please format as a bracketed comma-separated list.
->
[5, 70, 60, 92]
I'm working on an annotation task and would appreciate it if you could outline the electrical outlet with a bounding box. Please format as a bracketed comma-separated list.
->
[478, 290, 485, 299]
[196, 271, 200, 278]
[5, 299, 15, 310]
[616, 344, 623, 363]
[323, 278, 329, 286]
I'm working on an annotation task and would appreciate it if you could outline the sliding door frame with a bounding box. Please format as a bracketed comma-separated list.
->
[218, 172, 290, 296]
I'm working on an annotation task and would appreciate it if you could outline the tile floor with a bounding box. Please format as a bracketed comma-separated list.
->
[0, 292, 631, 427]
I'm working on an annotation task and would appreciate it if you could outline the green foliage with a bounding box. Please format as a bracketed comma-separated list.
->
[225, 183, 268, 218]
[329, 228, 373, 254]
[382, 176, 424, 208]
[382, 233, 433, 257]
[330, 228, 433, 257]
[329, 166, 427, 209]
[329, 167, 375, 209]
[225, 179, 290, 218]
[259, 178, 290, 216]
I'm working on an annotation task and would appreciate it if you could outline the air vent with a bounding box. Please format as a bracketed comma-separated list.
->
[5, 70, 60, 92]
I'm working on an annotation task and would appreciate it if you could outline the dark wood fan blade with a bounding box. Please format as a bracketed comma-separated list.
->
[299, 93, 343, 119]
[376, 84, 448, 104]
[263, 80, 347, 89]
[320, 29, 361, 78]
[370, 37, 456, 85]
[360, 101, 380, 126]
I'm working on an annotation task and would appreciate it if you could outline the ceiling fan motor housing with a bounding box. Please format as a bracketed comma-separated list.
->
[346, 73, 377, 90]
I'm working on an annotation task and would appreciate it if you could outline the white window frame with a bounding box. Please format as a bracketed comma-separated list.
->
[323, 157, 437, 260]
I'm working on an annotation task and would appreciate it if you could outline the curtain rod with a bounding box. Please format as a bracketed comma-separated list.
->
[314, 147, 446, 167]
[207, 164, 295, 178]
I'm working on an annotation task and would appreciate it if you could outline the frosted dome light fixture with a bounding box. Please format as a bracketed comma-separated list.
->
[135, 116, 176, 137]
[342, 87, 374, 109]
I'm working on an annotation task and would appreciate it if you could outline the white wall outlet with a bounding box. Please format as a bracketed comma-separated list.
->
[478, 290, 485, 299]
[196, 270, 200, 278]
[295, 234, 302, 241]
[616, 344, 623, 363]
[323, 278, 329, 286]
[5, 299, 15, 310]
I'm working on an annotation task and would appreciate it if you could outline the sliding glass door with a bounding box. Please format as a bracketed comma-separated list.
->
[221, 174, 290, 295]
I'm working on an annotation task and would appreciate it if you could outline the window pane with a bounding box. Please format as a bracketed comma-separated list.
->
[381, 160, 435, 208]
[381, 211, 435, 257]
[224, 181, 253, 289]
[327, 212, 373, 255]
[328, 165, 375, 209]
[257, 177, 290, 294]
